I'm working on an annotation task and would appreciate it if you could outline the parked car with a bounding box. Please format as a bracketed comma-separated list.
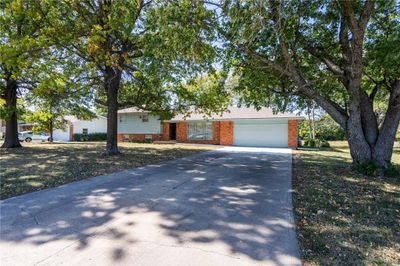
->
[18, 131, 52, 142]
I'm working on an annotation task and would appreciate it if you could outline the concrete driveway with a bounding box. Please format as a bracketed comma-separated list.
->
[0, 147, 300, 266]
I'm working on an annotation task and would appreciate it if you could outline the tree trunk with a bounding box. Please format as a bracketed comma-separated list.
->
[1, 78, 22, 148]
[372, 80, 400, 168]
[49, 119, 54, 142]
[104, 68, 121, 156]
[311, 104, 316, 139]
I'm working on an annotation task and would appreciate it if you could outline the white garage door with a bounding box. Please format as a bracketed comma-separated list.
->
[233, 120, 288, 147]
[53, 127, 70, 142]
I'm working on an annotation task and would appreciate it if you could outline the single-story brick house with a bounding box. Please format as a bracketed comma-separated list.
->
[117, 107, 302, 148]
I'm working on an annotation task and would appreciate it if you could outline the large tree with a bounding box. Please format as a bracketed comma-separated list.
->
[22, 70, 95, 141]
[209, 0, 400, 170]
[42, 0, 216, 155]
[0, 0, 49, 148]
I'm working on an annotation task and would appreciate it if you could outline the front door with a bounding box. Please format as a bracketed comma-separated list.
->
[169, 123, 176, 140]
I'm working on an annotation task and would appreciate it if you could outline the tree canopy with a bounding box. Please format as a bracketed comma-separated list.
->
[1, 0, 399, 171]
[206, 0, 400, 169]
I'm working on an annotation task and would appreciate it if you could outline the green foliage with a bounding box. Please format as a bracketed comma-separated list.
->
[73, 133, 107, 142]
[23, 110, 67, 134]
[0, 0, 50, 78]
[0, 99, 25, 120]
[129, 139, 152, 144]
[354, 160, 399, 178]
[384, 163, 400, 178]
[40, 0, 220, 119]
[212, 0, 400, 133]
[355, 161, 378, 177]
[173, 71, 232, 117]
[302, 138, 330, 148]
[299, 115, 346, 141]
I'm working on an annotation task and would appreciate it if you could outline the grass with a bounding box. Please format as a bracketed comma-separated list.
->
[293, 141, 400, 265]
[0, 141, 216, 200]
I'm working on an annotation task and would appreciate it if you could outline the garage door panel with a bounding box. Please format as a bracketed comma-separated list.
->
[233, 121, 288, 147]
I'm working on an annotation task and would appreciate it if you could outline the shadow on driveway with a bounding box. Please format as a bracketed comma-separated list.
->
[1, 147, 300, 265]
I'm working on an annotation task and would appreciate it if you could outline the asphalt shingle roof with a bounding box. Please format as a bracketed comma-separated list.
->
[170, 107, 302, 121]
[118, 106, 302, 121]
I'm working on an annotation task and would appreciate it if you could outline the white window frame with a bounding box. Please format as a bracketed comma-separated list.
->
[82, 128, 88, 134]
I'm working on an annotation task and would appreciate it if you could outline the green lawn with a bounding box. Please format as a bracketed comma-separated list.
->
[0, 142, 215, 199]
[293, 141, 400, 265]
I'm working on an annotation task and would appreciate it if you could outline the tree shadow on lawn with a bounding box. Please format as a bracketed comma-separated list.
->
[1, 150, 299, 265]
[0, 143, 211, 199]
[293, 152, 400, 265]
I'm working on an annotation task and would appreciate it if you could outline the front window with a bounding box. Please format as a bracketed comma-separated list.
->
[187, 122, 212, 140]
[119, 114, 127, 123]
[82, 128, 88, 134]
[141, 115, 149, 122]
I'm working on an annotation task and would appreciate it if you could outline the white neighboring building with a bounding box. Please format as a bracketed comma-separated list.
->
[53, 115, 107, 142]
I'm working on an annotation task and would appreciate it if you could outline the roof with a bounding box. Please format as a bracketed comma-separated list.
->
[169, 107, 303, 121]
[118, 107, 148, 114]
[63, 115, 106, 123]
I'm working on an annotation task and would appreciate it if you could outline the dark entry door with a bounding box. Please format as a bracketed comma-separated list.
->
[169, 123, 176, 140]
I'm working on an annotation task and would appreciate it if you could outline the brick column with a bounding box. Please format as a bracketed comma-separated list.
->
[219, 121, 233, 146]
[176, 121, 187, 142]
[288, 120, 298, 149]
[162, 122, 170, 140]
[212, 121, 220, 144]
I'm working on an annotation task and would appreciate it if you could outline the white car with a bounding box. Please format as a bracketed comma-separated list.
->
[18, 131, 52, 142]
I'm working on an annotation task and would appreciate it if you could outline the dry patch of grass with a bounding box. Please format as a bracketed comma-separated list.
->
[0, 142, 216, 199]
[293, 141, 400, 265]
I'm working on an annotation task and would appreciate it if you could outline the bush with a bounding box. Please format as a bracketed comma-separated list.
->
[73, 132, 107, 141]
[301, 138, 330, 148]
[355, 160, 378, 177]
[384, 163, 400, 178]
[298, 115, 346, 141]
[129, 139, 152, 143]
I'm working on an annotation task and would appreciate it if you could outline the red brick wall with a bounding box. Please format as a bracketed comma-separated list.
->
[162, 123, 170, 140]
[117, 134, 162, 142]
[219, 121, 234, 145]
[176, 122, 187, 142]
[172, 120, 234, 145]
[212, 121, 220, 144]
[288, 120, 298, 149]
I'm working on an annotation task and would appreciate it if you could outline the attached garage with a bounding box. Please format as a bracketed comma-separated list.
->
[165, 107, 302, 148]
[233, 119, 289, 147]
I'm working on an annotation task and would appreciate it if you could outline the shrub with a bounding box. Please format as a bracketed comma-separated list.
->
[73, 133, 88, 141]
[384, 163, 400, 178]
[355, 161, 400, 178]
[301, 138, 330, 148]
[87, 132, 107, 141]
[73, 132, 107, 141]
[129, 139, 152, 143]
[355, 160, 378, 177]
[298, 115, 346, 141]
